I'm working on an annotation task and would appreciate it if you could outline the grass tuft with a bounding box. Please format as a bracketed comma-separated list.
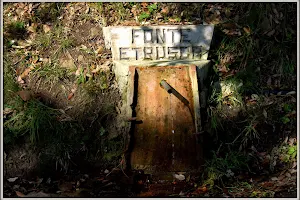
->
[4, 99, 59, 144]
[6, 21, 27, 39]
[33, 61, 70, 83]
[33, 3, 65, 23]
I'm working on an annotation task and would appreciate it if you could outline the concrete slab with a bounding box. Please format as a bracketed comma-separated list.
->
[103, 25, 214, 60]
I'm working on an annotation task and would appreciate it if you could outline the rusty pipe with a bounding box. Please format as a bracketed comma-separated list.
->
[160, 80, 172, 93]
[160, 80, 189, 106]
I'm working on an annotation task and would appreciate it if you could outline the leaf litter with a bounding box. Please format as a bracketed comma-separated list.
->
[3, 2, 297, 198]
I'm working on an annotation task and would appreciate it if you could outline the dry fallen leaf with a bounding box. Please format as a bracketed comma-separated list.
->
[37, 177, 43, 185]
[174, 174, 185, 181]
[263, 109, 267, 118]
[27, 25, 36, 33]
[17, 76, 25, 84]
[96, 46, 104, 55]
[7, 177, 19, 182]
[155, 13, 163, 20]
[278, 174, 285, 181]
[68, 85, 77, 100]
[85, 7, 90, 14]
[80, 45, 88, 50]
[141, 2, 148, 8]
[161, 7, 169, 15]
[17, 90, 32, 101]
[11, 45, 27, 49]
[194, 186, 207, 194]
[289, 169, 297, 174]
[19, 65, 35, 80]
[286, 91, 296, 95]
[71, 86, 77, 93]
[285, 172, 291, 177]
[60, 58, 76, 69]
[91, 65, 101, 74]
[186, 175, 191, 182]
[262, 181, 274, 188]
[101, 61, 111, 72]
[138, 191, 155, 197]
[267, 77, 272, 87]
[222, 23, 237, 29]
[243, 26, 251, 35]
[75, 67, 82, 76]
[3, 107, 14, 116]
[77, 55, 84, 62]
[43, 24, 51, 33]
[15, 191, 25, 197]
[68, 92, 74, 100]
[123, 20, 139, 26]
[32, 55, 39, 64]
[58, 182, 73, 192]
[26, 191, 50, 197]
[267, 29, 276, 37]
[168, 18, 176, 22]
[86, 73, 92, 78]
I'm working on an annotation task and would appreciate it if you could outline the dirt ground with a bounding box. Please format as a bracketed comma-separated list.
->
[2, 2, 297, 198]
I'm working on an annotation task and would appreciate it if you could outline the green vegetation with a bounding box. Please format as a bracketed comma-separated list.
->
[203, 151, 249, 188]
[4, 99, 60, 144]
[6, 21, 26, 39]
[33, 23, 75, 57]
[34, 33, 52, 49]
[139, 3, 158, 21]
[83, 72, 110, 95]
[34, 3, 65, 23]
[33, 61, 70, 83]
[279, 141, 297, 163]
[2, 2, 297, 198]
[3, 57, 20, 103]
